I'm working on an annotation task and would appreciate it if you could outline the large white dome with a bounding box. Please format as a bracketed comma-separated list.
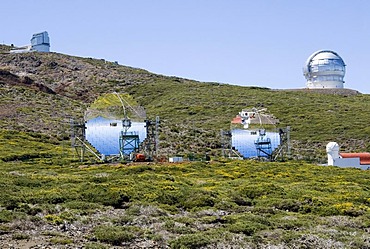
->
[303, 50, 346, 89]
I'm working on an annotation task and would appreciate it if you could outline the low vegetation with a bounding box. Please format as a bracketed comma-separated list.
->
[1, 52, 370, 161]
[0, 145, 369, 247]
[127, 80, 370, 161]
[1, 51, 370, 247]
[86, 92, 146, 121]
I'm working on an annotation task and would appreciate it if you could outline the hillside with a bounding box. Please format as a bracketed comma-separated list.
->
[1, 50, 370, 161]
[1, 159, 370, 248]
[1, 50, 370, 248]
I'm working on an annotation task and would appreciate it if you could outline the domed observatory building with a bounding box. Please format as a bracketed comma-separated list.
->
[303, 50, 346, 89]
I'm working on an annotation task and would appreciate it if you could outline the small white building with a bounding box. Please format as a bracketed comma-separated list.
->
[326, 142, 370, 170]
[169, 157, 183, 163]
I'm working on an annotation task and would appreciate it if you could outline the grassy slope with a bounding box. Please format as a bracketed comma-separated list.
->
[127, 79, 370, 161]
[1, 52, 370, 247]
[0, 156, 370, 247]
[1, 52, 370, 160]
[0, 84, 86, 138]
[86, 93, 145, 121]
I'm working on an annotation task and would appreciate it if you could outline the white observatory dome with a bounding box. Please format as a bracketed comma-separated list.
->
[303, 50, 346, 89]
[326, 142, 340, 166]
[326, 142, 339, 153]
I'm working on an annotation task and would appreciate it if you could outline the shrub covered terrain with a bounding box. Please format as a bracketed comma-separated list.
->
[1, 51, 370, 248]
[1, 52, 370, 161]
[0, 147, 369, 248]
[127, 80, 370, 161]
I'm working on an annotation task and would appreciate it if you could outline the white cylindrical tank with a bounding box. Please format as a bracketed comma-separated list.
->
[326, 142, 340, 166]
[303, 50, 346, 89]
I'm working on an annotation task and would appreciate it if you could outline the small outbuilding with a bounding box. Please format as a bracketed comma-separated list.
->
[326, 142, 370, 170]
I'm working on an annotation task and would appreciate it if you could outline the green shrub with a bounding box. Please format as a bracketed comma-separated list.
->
[230, 194, 253, 206]
[2, 196, 22, 210]
[252, 206, 279, 215]
[12, 233, 30, 240]
[45, 214, 64, 225]
[170, 233, 212, 249]
[94, 225, 135, 246]
[214, 200, 237, 210]
[314, 206, 341, 216]
[178, 189, 216, 210]
[0, 224, 11, 234]
[59, 211, 77, 222]
[27, 191, 69, 205]
[49, 237, 73, 245]
[13, 177, 43, 187]
[46, 193, 67, 204]
[81, 185, 130, 208]
[84, 242, 109, 249]
[125, 165, 154, 174]
[63, 201, 103, 212]
[227, 221, 266, 236]
[41, 231, 62, 237]
[113, 215, 134, 226]
[0, 210, 13, 223]
[273, 198, 302, 212]
[16, 203, 42, 216]
[125, 205, 141, 216]
[239, 183, 285, 199]
[156, 191, 180, 206]
[164, 220, 194, 234]
[274, 217, 309, 230]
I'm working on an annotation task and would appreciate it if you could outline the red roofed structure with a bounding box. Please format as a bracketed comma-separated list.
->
[231, 116, 242, 124]
[340, 153, 370, 165]
[326, 142, 370, 170]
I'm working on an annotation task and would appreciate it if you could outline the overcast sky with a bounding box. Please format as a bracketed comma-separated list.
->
[2, 0, 370, 93]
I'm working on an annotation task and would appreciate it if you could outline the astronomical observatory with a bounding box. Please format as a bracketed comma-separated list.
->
[303, 50, 346, 89]
[10, 31, 50, 53]
[30, 31, 50, 52]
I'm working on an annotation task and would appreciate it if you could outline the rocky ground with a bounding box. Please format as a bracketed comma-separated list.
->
[1, 204, 369, 248]
[0, 51, 162, 103]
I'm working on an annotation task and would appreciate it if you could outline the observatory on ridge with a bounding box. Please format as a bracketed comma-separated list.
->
[10, 31, 50, 53]
[30, 31, 50, 52]
[303, 50, 346, 89]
